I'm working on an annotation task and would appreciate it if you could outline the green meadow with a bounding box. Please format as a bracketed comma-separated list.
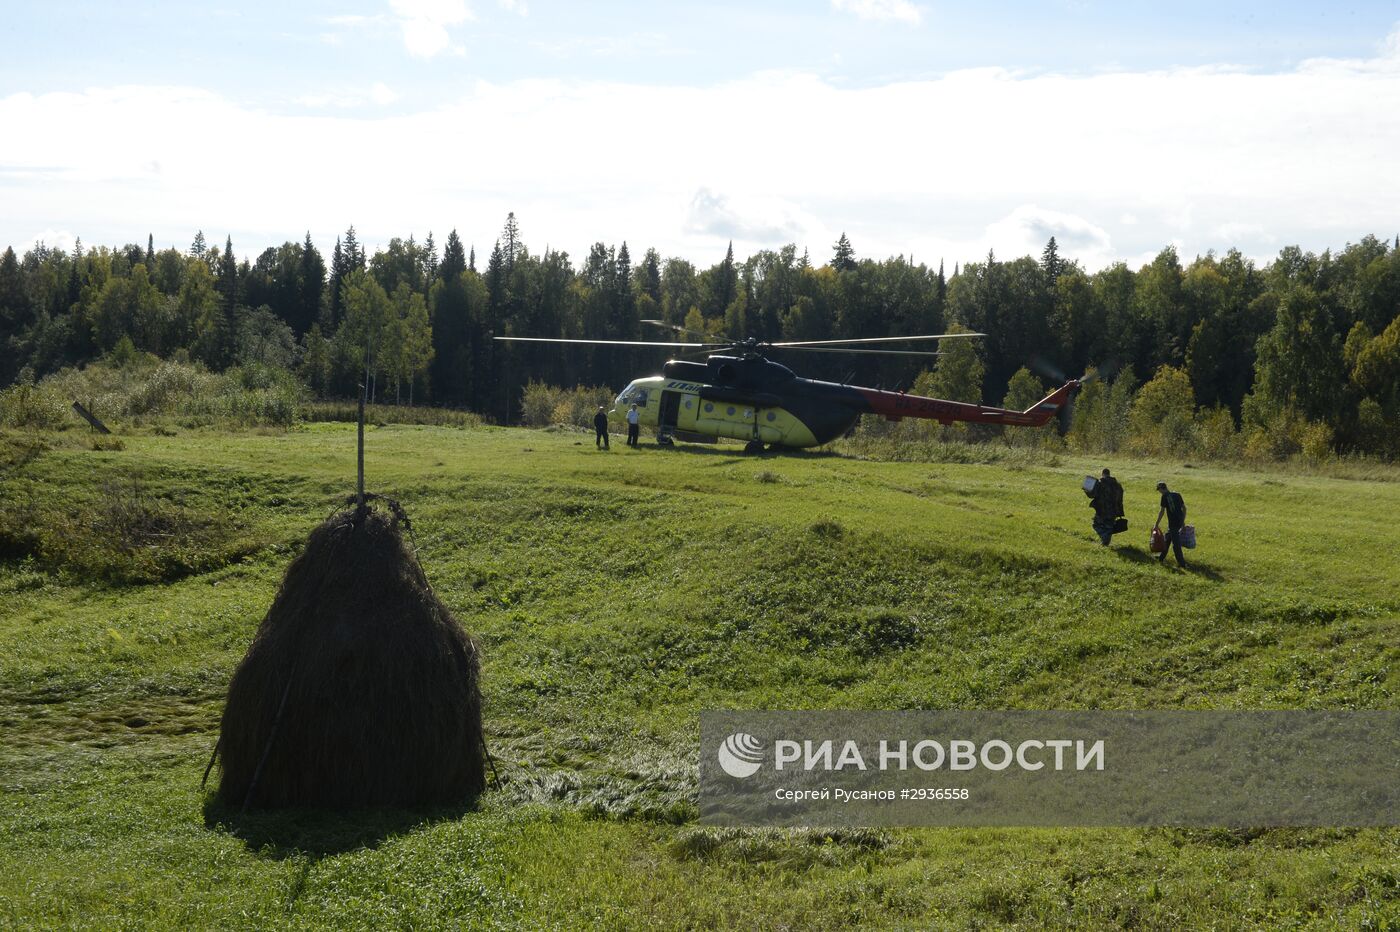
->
[1, 422, 1397, 929]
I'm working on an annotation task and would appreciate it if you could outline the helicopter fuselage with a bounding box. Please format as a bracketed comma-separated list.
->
[612, 354, 1077, 449]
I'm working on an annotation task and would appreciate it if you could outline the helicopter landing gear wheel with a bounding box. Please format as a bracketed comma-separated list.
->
[744, 440, 766, 455]
[656, 433, 674, 446]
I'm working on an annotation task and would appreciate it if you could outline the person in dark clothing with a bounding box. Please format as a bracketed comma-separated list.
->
[593, 406, 610, 450]
[1154, 481, 1187, 567]
[1086, 468, 1125, 546]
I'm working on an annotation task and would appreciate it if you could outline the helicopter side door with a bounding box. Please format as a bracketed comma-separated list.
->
[659, 390, 682, 431]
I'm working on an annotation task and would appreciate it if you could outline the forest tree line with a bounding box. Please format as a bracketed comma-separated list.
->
[1, 214, 1398, 457]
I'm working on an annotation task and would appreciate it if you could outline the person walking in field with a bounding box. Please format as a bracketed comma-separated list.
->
[626, 403, 641, 447]
[1154, 481, 1188, 567]
[1086, 468, 1125, 546]
[593, 406, 610, 450]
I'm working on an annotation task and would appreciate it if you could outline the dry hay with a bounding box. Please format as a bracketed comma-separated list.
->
[216, 505, 485, 809]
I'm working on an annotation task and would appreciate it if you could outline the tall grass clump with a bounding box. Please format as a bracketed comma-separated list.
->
[519, 381, 617, 428]
[0, 357, 304, 430]
[299, 402, 484, 428]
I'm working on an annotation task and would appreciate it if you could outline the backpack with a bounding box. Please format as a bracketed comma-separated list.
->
[1166, 492, 1186, 524]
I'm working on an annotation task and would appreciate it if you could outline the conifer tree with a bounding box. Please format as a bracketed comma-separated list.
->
[501, 213, 521, 268]
[343, 225, 364, 271]
[485, 241, 506, 315]
[328, 237, 346, 329]
[1041, 236, 1063, 283]
[440, 230, 467, 280]
[832, 232, 857, 272]
[297, 231, 325, 336]
[217, 236, 239, 312]
[637, 248, 662, 302]
[711, 242, 737, 316]
[423, 231, 438, 283]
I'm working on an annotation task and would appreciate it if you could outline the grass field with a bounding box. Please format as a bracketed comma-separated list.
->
[1, 422, 1397, 929]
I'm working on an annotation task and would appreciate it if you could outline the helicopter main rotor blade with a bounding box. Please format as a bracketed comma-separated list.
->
[769, 333, 985, 347]
[677, 344, 738, 359]
[640, 319, 712, 340]
[769, 346, 944, 357]
[493, 336, 728, 348]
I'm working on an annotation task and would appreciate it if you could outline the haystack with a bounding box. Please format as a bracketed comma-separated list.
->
[216, 505, 485, 809]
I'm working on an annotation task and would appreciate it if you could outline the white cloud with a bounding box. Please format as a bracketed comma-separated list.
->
[983, 205, 1114, 267]
[1299, 22, 1400, 74]
[25, 229, 78, 253]
[4, 31, 1400, 271]
[296, 82, 400, 108]
[370, 82, 399, 105]
[1211, 221, 1270, 243]
[831, 0, 922, 26]
[326, 14, 382, 27]
[533, 32, 674, 58]
[498, 0, 528, 15]
[684, 188, 814, 242]
[389, 0, 472, 58]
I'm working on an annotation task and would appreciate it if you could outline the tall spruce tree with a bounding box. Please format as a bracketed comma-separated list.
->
[430, 230, 471, 405]
[328, 237, 346, 329]
[637, 247, 662, 302]
[501, 213, 521, 268]
[343, 225, 364, 271]
[297, 232, 325, 336]
[710, 242, 738, 317]
[423, 231, 438, 283]
[1041, 236, 1063, 283]
[832, 232, 857, 272]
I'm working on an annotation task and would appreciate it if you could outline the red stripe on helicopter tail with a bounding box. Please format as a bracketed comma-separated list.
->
[856, 380, 1079, 427]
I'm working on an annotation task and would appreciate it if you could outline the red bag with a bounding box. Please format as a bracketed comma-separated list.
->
[1150, 527, 1167, 554]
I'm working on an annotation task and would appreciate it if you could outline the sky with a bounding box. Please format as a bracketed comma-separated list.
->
[2, 1, 1399, 272]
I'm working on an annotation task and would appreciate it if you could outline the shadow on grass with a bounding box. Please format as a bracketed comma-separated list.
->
[1112, 545, 1156, 564]
[202, 794, 479, 859]
[1114, 545, 1226, 580]
[645, 442, 844, 460]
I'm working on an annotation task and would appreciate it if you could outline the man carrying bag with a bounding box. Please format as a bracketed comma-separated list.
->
[1154, 481, 1189, 567]
[1085, 468, 1127, 547]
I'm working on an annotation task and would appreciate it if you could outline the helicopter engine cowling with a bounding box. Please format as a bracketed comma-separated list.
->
[661, 360, 710, 381]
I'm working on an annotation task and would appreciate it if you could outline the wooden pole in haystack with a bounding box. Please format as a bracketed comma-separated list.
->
[357, 331, 372, 516]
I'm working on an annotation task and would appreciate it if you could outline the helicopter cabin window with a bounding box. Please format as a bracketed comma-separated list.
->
[766, 412, 776, 421]
[704, 403, 714, 413]
[726, 406, 736, 416]
[615, 385, 649, 408]
[684, 399, 693, 409]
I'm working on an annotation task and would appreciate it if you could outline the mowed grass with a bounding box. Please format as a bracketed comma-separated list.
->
[0, 422, 1397, 929]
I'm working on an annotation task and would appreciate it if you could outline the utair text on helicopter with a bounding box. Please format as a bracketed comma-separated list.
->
[496, 323, 1081, 454]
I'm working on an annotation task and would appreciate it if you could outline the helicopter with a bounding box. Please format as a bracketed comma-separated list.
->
[496, 324, 1081, 453]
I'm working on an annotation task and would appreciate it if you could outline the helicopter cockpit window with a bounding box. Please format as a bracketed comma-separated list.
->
[614, 383, 639, 407]
[635, 390, 649, 406]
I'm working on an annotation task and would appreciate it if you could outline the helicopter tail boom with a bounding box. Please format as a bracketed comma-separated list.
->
[856, 380, 1080, 427]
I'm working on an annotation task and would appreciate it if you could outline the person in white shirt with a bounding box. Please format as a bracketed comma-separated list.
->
[626, 403, 641, 446]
